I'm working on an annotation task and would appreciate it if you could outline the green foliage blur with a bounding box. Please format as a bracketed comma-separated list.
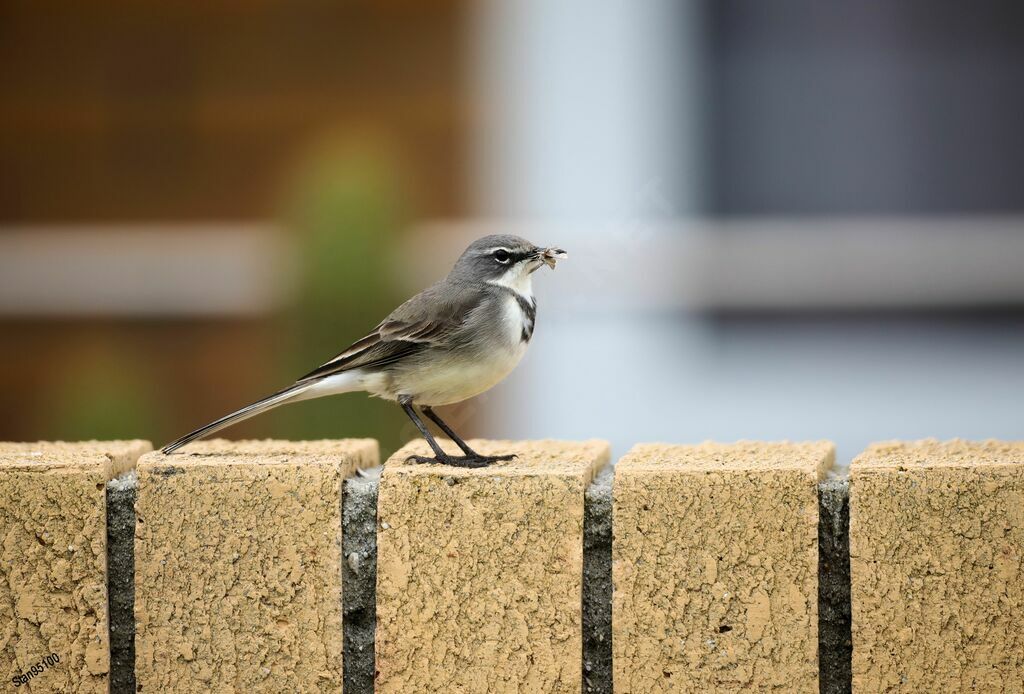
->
[41, 139, 415, 456]
[50, 348, 163, 442]
[268, 140, 412, 458]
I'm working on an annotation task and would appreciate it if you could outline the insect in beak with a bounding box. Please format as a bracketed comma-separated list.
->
[540, 247, 567, 269]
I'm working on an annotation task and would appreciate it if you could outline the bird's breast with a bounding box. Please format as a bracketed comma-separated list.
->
[500, 290, 536, 346]
[385, 292, 535, 406]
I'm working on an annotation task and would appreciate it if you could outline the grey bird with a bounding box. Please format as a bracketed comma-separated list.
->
[162, 235, 567, 467]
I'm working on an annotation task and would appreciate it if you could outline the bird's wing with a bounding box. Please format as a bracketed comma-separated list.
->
[295, 281, 483, 383]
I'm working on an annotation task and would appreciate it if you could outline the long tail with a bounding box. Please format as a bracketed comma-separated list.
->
[161, 383, 311, 454]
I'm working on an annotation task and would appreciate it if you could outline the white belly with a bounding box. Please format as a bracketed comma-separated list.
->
[393, 344, 527, 405]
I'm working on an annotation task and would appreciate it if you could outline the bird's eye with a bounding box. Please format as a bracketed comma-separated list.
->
[493, 249, 511, 264]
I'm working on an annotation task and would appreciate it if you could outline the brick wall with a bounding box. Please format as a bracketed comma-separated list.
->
[613, 442, 832, 692]
[850, 440, 1023, 691]
[0, 437, 1019, 692]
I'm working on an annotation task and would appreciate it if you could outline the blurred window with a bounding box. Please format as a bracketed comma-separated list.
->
[705, 1, 1024, 216]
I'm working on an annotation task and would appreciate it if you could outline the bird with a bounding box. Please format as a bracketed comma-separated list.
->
[161, 234, 567, 467]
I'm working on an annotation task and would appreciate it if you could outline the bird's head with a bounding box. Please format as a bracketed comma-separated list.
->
[450, 234, 567, 289]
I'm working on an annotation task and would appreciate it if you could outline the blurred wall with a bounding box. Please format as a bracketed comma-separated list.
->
[0, 0, 467, 221]
[0, 0, 470, 448]
[468, 0, 1024, 463]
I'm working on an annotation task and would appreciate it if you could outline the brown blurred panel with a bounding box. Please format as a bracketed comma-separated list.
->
[0, 318, 281, 442]
[0, 0, 468, 221]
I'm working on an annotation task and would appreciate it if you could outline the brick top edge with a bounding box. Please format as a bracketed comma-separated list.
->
[386, 439, 611, 480]
[0, 451, 113, 474]
[0, 439, 151, 477]
[854, 438, 1024, 469]
[0, 439, 151, 455]
[617, 440, 835, 476]
[143, 438, 379, 469]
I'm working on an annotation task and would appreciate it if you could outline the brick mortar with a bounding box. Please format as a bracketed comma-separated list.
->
[583, 465, 613, 694]
[342, 467, 381, 694]
[818, 478, 851, 694]
[106, 472, 138, 694]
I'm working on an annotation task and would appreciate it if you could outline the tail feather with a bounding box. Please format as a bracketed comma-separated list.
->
[161, 383, 309, 454]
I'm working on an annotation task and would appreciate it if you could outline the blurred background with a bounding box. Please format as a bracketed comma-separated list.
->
[2, 1, 1022, 464]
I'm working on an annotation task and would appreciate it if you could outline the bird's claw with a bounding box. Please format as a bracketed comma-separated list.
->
[474, 453, 517, 463]
[405, 453, 516, 468]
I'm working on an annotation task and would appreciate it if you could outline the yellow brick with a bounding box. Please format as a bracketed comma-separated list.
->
[134, 438, 377, 693]
[613, 441, 833, 693]
[376, 439, 610, 693]
[0, 440, 151, 693]
[0, 439, 150, 477]
[850, 439, 1024, 692]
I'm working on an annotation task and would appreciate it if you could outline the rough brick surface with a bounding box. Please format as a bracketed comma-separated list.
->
[0, 440, 149, 478]
[134, 438, 377, 693]
[613, 441, 834, 693]
[0, 440, 150, 693]
[850, 440, 1024, 692]
[376, 439, 610, 693]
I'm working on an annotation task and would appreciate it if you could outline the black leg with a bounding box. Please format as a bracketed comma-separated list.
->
[399, 397, 452, 462]
[421, 406, 517, 464]
[398, 398, 514, 468]
[420, 406, 478, 456]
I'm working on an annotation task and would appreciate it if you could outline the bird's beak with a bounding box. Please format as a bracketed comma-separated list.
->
[535, 246, 568, 269]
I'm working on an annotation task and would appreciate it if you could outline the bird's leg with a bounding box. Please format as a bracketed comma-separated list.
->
[421, 406, 517, 464]
[421, 406, 478, 455]
[398, 398, 512, 468]
[399, 397, 458, 464]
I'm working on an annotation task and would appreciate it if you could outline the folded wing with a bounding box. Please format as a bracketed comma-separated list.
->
[296, 282, 484, 383]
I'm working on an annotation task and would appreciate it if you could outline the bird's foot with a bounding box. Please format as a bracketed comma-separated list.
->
[405, 453, 517, 468]
[466, 453, 517, 464]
